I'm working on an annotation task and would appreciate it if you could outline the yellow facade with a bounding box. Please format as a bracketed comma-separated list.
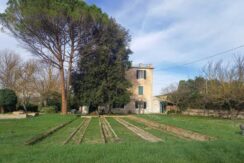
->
[107, 63, 161, 114]
[123, 64, 156, 113]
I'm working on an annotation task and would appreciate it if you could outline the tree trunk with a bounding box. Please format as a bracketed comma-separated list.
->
[67, 57, 73, 109]
[23, 104, 27, 113]
[66, 42, 75, 110]
[0, 106, 4, 114]
[108, 104, 113, 114]
[60, 66, 68, 114]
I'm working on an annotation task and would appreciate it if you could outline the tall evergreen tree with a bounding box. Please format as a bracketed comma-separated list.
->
[72, 19, 132, 113]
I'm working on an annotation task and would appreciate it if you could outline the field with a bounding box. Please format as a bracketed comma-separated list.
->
[0, 114, 244, 163]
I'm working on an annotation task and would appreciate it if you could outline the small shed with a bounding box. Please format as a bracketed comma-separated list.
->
[153, 95, 177, 113]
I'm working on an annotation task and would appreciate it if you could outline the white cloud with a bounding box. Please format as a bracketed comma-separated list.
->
[131, 31, 167, 52]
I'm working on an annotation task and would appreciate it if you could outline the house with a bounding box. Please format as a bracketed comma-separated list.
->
[112, 63, 158, 114]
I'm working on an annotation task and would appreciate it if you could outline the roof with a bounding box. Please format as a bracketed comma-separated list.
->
[131, 63, 154, 69]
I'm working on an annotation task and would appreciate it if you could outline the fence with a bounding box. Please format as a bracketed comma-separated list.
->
[182, 109, 244, 119]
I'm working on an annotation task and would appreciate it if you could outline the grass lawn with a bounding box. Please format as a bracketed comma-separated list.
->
[0, 114, 244, 163]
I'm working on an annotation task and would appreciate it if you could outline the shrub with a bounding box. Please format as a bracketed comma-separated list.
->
[44, 91, 61, 111]
[39, 106, 57, 114]
[236, 102, 244, 111]
[17, 104, 38, 112]
[0, 89, 17, 113]
[167, 110, 176, 114]
[167, 110, 181, 115]
[127, 110, 133, 114]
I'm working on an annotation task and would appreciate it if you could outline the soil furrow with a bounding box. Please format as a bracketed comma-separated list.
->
[114, 117, 162, 143]
[128, 116, 214, 141]
[63, 119, 84, 145]
[99, 118, 106, 143]
[77, 117, 91, 144]
[25, 118, 76, 145]
[100, 116, 120, 143]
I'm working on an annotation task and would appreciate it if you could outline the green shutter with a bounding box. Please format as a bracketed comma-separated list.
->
[144, 70, 146, 79]
[138, 86, 143, 95]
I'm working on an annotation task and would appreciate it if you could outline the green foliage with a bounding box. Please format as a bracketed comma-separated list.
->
[43, 91, 61, 111]
[1, 0, 108, 30]
[0, 88, 17, 112]
[68, 94, 79, 110]
[72, 19, 132, 112]
[39, 106, 57, 113]
[168, 75, 244, 111]
[167, 110, 181, 115]
[17, 103, 38, 112]
[168, 77, 206, 110]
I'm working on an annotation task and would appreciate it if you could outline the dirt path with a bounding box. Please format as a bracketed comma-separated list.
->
[76, 117, 91, 144]
[25, 118, 76, 145]
[128, 116, 214, 141]
[114, 117, 162, 143]
[100, 116, 119, 143]
[63, 117, 91, 144]
[63, 119, 85, 145]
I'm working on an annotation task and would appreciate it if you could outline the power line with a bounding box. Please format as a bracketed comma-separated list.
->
[155, 44, 244, 71]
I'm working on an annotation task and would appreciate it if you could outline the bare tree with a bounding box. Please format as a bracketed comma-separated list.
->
[16, 60, 39, 111]
[34, 61, 60, 106]
[161, 83, 178, 95]
[233, 56, 244, 99]
[0, 50, 21, 89]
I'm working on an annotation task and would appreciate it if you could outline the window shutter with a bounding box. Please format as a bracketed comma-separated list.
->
[144, 70, 147, 79]
[138, 86, 143, 95]
[144, 102, 147, 109]
[136, 70, 139, 79]
[135, 101, 138, 109]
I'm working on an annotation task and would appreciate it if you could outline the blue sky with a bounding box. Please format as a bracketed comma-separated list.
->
[1, 0, 244, 95]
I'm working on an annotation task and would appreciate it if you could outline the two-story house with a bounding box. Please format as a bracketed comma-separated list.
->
[111, 64, 159, 114]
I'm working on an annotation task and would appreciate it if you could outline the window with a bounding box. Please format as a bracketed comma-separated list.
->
[112, 103, 125, 109]
[135, 101, 147, 109]
[143, 102, 147, 109]
[138, 86, 143, 95]
[136, 70, 146, 79]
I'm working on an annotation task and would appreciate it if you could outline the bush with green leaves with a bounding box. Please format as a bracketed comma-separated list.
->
[39, 106, 57, 114]
[167, 110, 181, 115]
[0, 89, 17, 113]
[17, 104, 38, 112]
[43, 91, 61, 111]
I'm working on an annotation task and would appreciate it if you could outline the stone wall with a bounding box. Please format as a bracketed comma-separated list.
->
[182, 109, 244, 119]
[0, 114, 27, 119]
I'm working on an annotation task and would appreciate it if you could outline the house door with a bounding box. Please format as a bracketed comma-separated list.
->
[160, 102, 165, 113]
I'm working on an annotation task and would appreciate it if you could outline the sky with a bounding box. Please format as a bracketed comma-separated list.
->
[1, 0, 244, 95]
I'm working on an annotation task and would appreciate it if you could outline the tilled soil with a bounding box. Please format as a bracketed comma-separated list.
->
[25, 118, 76, 145]
[114, 117, 162, 143]
[76, 117, 91, 144]
[100, 116, 120, 143]
[63, 117, 91, 144]
[128, 116, 214, 141]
